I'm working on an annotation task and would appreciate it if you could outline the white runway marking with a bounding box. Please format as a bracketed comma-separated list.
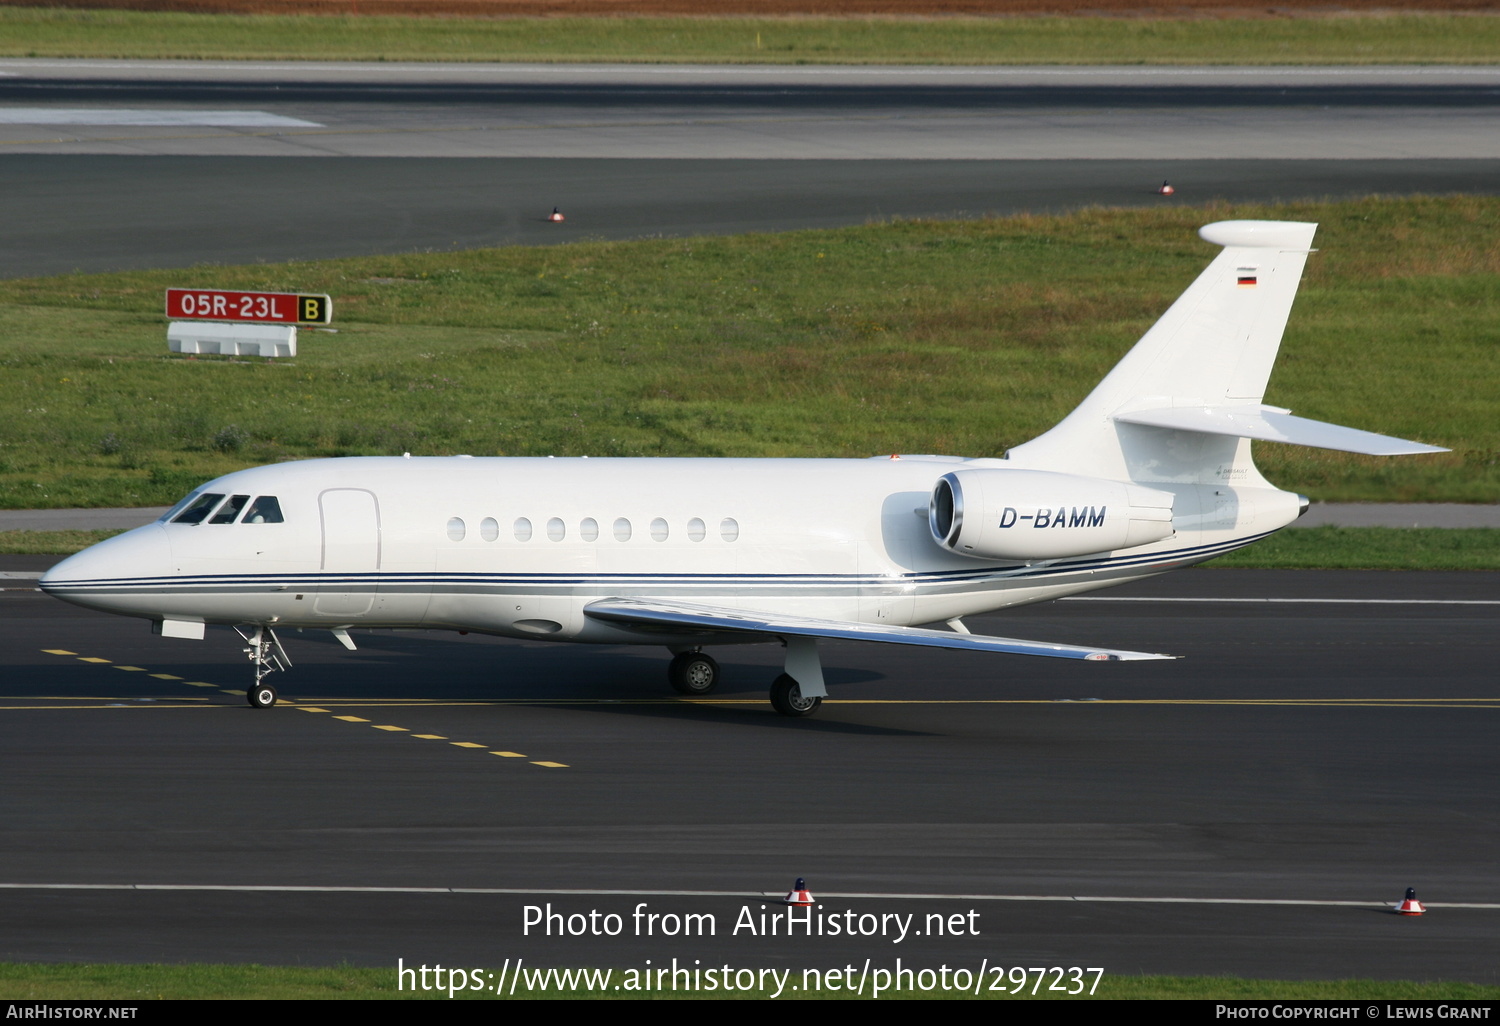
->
[2, 882, 1496, 909]
[1062, 597, 1500, 605]
[0, 109, 322, 127]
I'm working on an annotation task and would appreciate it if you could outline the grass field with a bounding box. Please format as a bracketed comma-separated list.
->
[1204, 527, 1500, 570]
[1, 196, 1494, 511]
[2, 962, 1497, 1000]
[0, 529, 126, 555]
[3, 7, 1500, 64]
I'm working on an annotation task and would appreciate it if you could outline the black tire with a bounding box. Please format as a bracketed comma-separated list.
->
[668, 651, 720, 695]
[769, 674, 821, 717]
[248, 683, 278, 709]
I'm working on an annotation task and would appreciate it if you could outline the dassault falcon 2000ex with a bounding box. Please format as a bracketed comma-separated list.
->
[42, 221, 1445, 716]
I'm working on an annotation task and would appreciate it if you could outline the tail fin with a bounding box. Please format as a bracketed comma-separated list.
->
[1005, 220, 1443, 486]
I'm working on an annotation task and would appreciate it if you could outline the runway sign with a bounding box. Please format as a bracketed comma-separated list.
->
[166, 289, 332, 325]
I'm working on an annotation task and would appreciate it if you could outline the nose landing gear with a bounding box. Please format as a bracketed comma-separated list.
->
[236, 625, 291, 708]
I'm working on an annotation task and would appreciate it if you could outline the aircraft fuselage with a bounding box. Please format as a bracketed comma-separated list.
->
[42, 454, 1299, 643]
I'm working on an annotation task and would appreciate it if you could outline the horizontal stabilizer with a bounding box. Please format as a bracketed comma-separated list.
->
[585, 598, 1174, 662]
[1113, 405, 1448, 457]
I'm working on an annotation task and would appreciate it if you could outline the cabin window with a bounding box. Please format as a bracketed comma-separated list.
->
[650, 517, 669, 542]
[243, 496, 284, 524]
[547, 517, 566, 542]
[613, 517, 632, 542]
[173, 493, 225, 525]
[720, 517, 740, 542]
[447, 517, 466, 542]
[480, 517, 499, 542]
[513, 517, 533, 542]
[209, 494, 250, 524]
[687, 517, 706, 542]
[580, 517, 599, 542]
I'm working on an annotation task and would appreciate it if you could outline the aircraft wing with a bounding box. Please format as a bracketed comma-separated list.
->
[583, 598, 1175, 662]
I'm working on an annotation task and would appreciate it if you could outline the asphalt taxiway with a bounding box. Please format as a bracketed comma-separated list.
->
[1, 569, 1496, 980]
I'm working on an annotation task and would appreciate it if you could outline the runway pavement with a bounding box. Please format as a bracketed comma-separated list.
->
[5, 62, 1500, 160]
[12, 154, 1500, 280]
[1, 569, 1496, 980]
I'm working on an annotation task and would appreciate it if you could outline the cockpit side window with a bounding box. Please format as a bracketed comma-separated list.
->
[172, 493, 225, 525]
[209, 494, 250, 524]
[243, 496, 284, 524]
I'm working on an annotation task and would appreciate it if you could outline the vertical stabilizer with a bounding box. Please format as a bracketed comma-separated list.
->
[1005, 220, 1318, 484]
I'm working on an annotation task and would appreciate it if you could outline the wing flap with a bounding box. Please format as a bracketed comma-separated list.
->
[1114, 405, 1447, 456]
[584, 598, 1174, 662]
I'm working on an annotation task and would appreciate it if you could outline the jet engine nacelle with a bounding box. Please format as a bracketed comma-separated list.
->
[929, 469, 1175, 561]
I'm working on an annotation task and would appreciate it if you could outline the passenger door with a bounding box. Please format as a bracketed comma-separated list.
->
[316, 488, 380, 616]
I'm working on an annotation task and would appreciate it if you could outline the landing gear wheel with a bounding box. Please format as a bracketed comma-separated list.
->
[769, 674, 821, 717]
[248, 683, 278, 709]
[668, 651, 720, 695]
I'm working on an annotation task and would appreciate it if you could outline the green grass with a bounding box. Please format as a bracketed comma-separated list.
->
[1205, 527, 1500, 570]
[1, 962, 1496, 999]
[0, 196, 1495, 510]
[0, 529, 125, 555]
[3, 8, 1500, 64]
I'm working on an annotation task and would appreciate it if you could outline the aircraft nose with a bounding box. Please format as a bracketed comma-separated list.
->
[40, 524, 173, 615]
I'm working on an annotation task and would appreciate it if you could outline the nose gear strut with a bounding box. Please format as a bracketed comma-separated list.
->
[236, 624, 291, 708]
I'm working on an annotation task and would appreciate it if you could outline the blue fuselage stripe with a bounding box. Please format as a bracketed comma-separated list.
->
[40, 530, 1274, 594]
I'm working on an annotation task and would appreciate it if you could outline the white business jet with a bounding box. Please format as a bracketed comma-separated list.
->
[41, 221, 1444, 715]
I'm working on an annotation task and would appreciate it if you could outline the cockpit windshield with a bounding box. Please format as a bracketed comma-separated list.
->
[158, 491, 204, 523]
[168, 492, 283, 525]
[172, 493, 225, 525]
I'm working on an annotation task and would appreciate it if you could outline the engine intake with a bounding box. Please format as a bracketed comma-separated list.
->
[930, 469, 1174, 561]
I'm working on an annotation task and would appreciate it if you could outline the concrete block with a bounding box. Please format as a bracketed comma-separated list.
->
[168, 321, 297, 358]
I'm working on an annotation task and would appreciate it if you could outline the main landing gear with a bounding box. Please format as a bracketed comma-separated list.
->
[668, 650, 721, 696]
[769, 674, 821, 717]
[236, 624, 290, 709]
[664, 638, 827, 718]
